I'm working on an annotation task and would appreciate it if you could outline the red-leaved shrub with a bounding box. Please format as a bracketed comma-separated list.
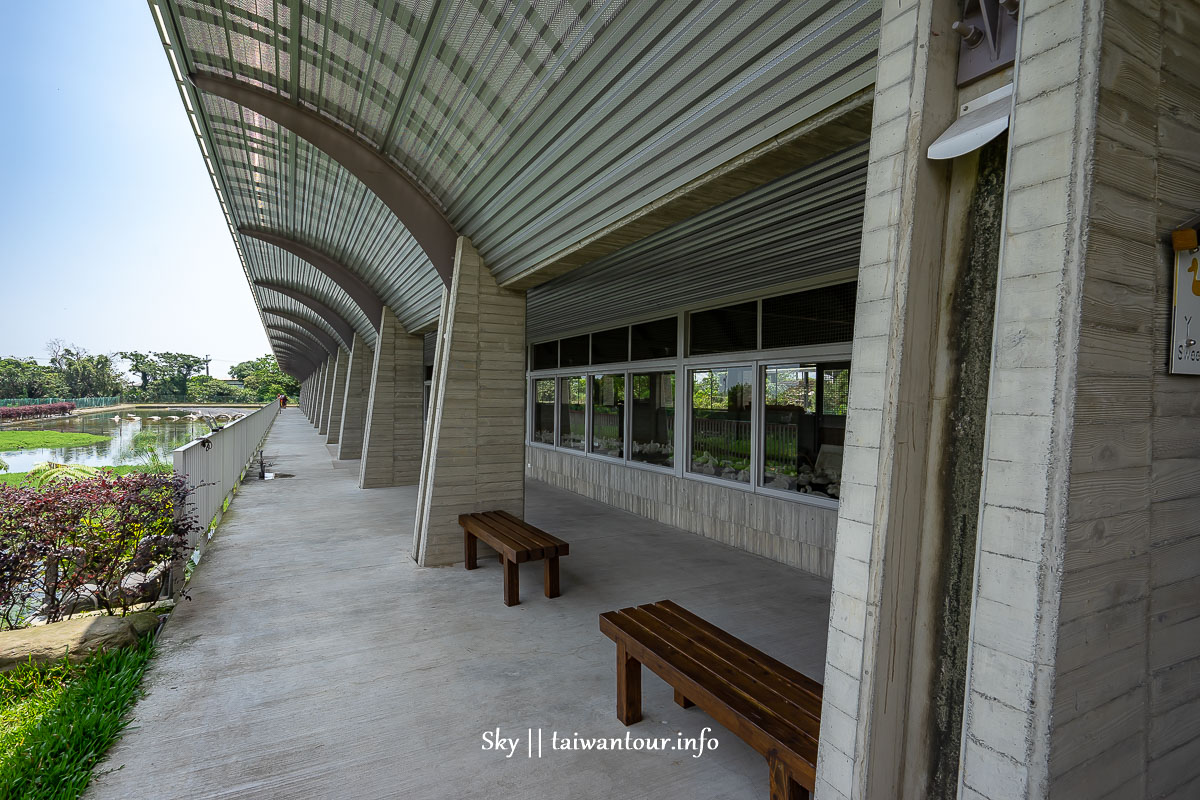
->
[0, 402, 76, 421]
[0, 472, 199, 629]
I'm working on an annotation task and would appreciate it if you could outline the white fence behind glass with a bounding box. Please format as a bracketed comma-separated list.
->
[173, 400, 280, 563]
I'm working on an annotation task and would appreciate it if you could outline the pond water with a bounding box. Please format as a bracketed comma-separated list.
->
[0, 406, 256, 473]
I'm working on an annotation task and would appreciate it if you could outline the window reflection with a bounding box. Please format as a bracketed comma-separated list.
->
[591, 373, 625, 457]
[689, 366, 752, 483]
[558, 376, 586, 451]
[760, 364, 846, 499]
[532, 378, 555, 444]
[631, 372, 674, 468]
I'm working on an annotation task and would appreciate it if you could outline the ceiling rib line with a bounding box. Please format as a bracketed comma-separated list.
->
[271, 339, 322, 372]
[191, 72, 455, 284]
[241, 227, 386, 331]
[254, 281, 357, 348]
[262, 310, 341, 354]
[265, 324, 327, 359]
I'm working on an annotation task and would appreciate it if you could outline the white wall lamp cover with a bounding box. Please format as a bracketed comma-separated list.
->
[927, 83, 1014, 160]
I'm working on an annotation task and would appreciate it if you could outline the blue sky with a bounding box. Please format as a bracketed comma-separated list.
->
[0, 3, 269, 380]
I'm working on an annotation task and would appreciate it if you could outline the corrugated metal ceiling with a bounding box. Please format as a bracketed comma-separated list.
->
[527, 141, 869, 341]
[151, 0, 881, 372]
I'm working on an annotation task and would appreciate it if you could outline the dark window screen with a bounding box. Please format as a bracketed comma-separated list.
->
[532, 341, 558, 370]
[689, 302, 758, 355]
[631, 317, 677, 360]
[591, 327, 629, 364]
[560, 335, 590, 367]
[761, 283, 857, 350]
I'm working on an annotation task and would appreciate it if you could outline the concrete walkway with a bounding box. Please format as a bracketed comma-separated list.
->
[87, 410, 831, 800]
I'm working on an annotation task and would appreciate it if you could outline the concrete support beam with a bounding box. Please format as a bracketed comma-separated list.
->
[304, 369, 319, 422]
[337, 332, 373, 460]
[358, 307, 425, 488]
[413, 238, 525, 566]
[815, 1, 961, 798]
[316, 357, 334, 433]
[192, 73, 457, 285]
[323, 347, 349, 443]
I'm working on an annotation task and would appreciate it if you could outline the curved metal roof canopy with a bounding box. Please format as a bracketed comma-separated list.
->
[149, 0, 880, 367]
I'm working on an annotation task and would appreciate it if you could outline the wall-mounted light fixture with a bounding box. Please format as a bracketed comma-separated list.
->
[954, 0, 1020, 86]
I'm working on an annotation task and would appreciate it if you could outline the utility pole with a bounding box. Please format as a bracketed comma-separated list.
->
[205, 355, 211, 377]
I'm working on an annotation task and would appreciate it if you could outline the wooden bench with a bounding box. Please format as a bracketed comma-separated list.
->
[458, 510, 569, 607]
[599, 600, 822, 800]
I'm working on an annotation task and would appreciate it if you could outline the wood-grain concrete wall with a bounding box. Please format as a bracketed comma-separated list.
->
[1047, 3, 1200, 798]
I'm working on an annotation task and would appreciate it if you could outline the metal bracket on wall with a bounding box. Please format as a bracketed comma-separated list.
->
[953, 0, 1020, 86]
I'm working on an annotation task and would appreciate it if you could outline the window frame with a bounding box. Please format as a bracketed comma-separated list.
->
[525, 284, 853, 509]
[528, 376, 558, 449]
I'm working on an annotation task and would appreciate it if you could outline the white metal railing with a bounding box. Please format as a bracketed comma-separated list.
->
[173, 399, 280, 562]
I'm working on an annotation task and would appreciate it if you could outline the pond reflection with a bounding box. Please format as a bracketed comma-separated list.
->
[0, 406, 254, 473]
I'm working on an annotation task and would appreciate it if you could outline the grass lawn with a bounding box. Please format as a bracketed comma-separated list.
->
[0, 465, 161, 487]
[0, 635, 157, 799]
[0, 432, 109, 452]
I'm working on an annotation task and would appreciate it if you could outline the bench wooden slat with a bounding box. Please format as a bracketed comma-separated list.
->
[659, 600, 823, 698]
[459, 511, 568, 607]
[461, 519, 534, 562]
[599, 609, 818, 774]
[460, 515, 541, 562]
[624, 606, 821, 742]
[478, 511, 564, 557]
[641, 603, 823, 724]
[491, 510, 569, 555]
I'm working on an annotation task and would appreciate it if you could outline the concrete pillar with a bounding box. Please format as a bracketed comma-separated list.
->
[965, 4, 1200, 799]
[316, 356, 334, 433]
[305, 370, 316, 421]
[817, 3, 1200, 800]
[813, 2, 961, 798]
[337, 332, 373, 460]
[323, 346, 349, 441]
[413, 237, 525, 566]
[358, 306, 425, 488]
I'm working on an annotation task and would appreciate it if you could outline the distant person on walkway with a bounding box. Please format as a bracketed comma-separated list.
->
[278, 393, 288, 409]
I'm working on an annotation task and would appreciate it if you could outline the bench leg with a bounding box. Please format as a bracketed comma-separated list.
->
[503, 558, 519, 607]
[768, 757, 808, 800]
[544, 556, 560, 598]
[616, 641, 642, 725]
[464, 531, 477, 570]
[674, 689, 694, 709]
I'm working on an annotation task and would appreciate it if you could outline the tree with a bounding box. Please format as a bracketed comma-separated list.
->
[152, 353, 209, 396]
[186, 375, 252, 403]
[48, 346, 126, 397]
[117, 351, 157, 389]
[117, 351, 208, 397]
[0, 357, 65, 399]
[230, 355, 300, 400]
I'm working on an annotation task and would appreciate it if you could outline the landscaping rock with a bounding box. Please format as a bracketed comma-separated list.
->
[0, 611, 159, 672]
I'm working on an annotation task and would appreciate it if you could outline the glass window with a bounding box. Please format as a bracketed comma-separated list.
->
[532, 378, 555, 444]
[560, 335, 590, 367]
[532, 341, 558, 370]
[558, 376, 586, 450]
[591, 373, 625, 458]
[631, 317, 677, 360]
[760, 363, 847, 500]
[689, 302, 757, 356]
[631, 371, 675, 468]
[761, 283, 857, 350]
[591, 327, 629, 364]
[688, 366, 752, 483]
